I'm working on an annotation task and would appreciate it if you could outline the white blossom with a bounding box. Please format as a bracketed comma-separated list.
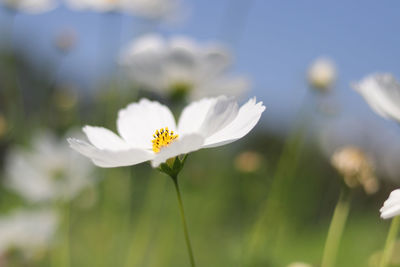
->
[119, 35, 249, 100]
[65, 0, 180, 20]
[308, 57, 336, 91]
[68, 96, 265, 168]
[4, 131, 95, 203]
[0, 209, 58, 257]
[380, 189, 400, 219]
[353, 73, 400, 123]
[2, 0, 56, 13]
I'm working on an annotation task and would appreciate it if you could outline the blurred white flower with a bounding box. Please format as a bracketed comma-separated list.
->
[5, 131, 95, 203]
[308, 57, 336, 91]
[353, 73, 400, 123]
[65, 0, 180, 20]
[0, 209, 58, 258]
[119, 34, 249, 100]
[68, 96, 265, 168]
[380, 189, 400, 219]
[2, 0, 56, 13]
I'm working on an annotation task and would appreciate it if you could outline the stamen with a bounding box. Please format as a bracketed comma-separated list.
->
[152, 127, 178, 153]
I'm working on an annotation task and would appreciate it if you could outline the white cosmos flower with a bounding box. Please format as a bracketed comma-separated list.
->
[307, 57, 336, 91]
[65, 0, 180, 20]
[4, 131, 94, 203]
[353, 73, 400, 123]
[0, 209, 58, 257]
[119, 34, 249, 100]
[380, 189, 400, 219]
[68, 96, 265, 168]
[2, 0, 56, 13]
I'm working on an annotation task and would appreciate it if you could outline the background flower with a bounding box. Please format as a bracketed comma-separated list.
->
[0, 209, 58, 258]
[307, 57, 336, 91]
[331, 146, 378, 194]
[2, 0, 56, 13]
[380, 189, 400, 219]
[119, 34, 249, 101]
[65, 0, 180, 20]
[353, 73, 400, 123]
[4, 131, 95, 203]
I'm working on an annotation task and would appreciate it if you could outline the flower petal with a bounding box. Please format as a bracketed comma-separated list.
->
[83, 126, 130, 151]
[5, 0, 57, 13]
[193, 44, 232, 82]
[68, 138, 154, 168]
[177, 97, 216, 135]
[198, 96, 239, 138]
[191, 76, 249, 99]
[202, 97, 265, 148]
[353, 73, 400, 123]
[167, 37, 198, 72]
[119, 35, 167, 91]
[151, 134, 204, 168]
[380, 189, 400, 219]
[117, 99, 177, 149]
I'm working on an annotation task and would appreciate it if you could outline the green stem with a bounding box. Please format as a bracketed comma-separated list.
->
[171, 176, 196, 267]
[321, 188, 351, 267]
[379, 216, 400, 267]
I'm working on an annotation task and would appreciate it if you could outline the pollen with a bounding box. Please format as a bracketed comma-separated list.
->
[152, 127, 179, 153]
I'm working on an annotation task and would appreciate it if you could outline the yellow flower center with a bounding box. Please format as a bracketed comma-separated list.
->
[152, 127, 178, 153]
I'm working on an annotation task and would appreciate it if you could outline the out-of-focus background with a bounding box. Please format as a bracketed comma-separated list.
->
[1, 0, 400, 266]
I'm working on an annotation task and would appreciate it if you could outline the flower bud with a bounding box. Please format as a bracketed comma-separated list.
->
[234, 150, 263, 173]
[308, 57, 336, 91]
[331, 146, 378, 194]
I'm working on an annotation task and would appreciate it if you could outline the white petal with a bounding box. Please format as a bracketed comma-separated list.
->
[198, 96, 239, 138]
[117, 99, 177, 149]
[4, 0, 56, 13]
[4, 149, 55, 203]
[353, 73, 400, 123]
[151, 134, 204, 168]
[127, 34, 166, 56]
[168, 37, 197, 70]
[177, 98, 217, 135]
[0, 209, 58, 254]
[163, 37, 198, 85]
[380, 189, 400, 219]
[68, 138, 154, 168]
[203, 97, 265, 148]
[381, 205, 400, 220]
[119, 35, 167, 90]
[191, 76, 249, 99]
[83, 126, 130, 151]
[198, 45, 231, 79]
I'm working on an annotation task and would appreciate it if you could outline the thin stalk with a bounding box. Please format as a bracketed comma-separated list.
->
[321, 188, 351, 267]
[379, 216, 400, 267]
[171, 176, 196, 267]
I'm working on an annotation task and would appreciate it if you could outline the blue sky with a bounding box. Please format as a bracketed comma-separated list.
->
[1, 0, 400, 133]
